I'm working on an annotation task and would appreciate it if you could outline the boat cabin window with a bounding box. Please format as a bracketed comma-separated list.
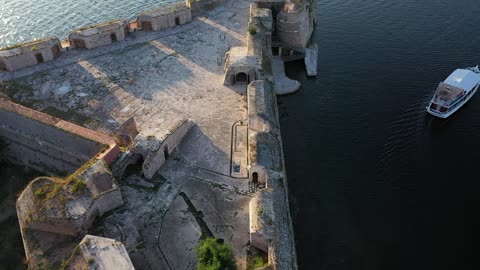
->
[439, 106, 447, 113]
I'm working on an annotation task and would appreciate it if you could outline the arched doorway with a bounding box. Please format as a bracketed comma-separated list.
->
[164, 145, 170, 160]
[235, 72, 248, 84]
[252, 172, 258, 184]
[121, 154, 144, 180]
[111, 33, 117, 42]
[35, 53, 44, 63]
[175, 17, 181, 25]
[0, 60, 6, 71]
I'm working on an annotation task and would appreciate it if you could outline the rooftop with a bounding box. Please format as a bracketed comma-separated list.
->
[139, 2, 189, 18]
[70, 19, 126, 37]
[444, 68, 480, 91]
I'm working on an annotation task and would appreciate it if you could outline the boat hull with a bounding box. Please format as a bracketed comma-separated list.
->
[426, 83, 479, 118]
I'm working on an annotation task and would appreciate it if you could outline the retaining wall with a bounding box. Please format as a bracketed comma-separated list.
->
[0, 98, 119, 175]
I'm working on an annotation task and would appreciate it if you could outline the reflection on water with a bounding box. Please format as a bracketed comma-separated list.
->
[280, 0, 480, 269]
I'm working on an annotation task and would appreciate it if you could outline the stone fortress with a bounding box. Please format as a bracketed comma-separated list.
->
[0, 0, 317, 269]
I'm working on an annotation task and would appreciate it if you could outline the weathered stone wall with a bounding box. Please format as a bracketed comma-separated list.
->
[249, 190, 274, 252]
[0, 99, 119, 175]
[17, 159, 124, 269]
[69, 20, 129, 50]
[0, 108, 102, 175]
[138, 3, 192, 31]
[276, 1, 314, 49]
[0, 38, 61, 72]
[131, 119, 194, 179]
[186, 0, 225, 15]
[243, 2, 309, 269]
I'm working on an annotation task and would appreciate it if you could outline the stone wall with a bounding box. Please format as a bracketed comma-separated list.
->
[276, 0, 315, 49]
[239, 2, 314, 269]
[0, 38, 61, 72]
[186, 0, 225, 15]
[17, 159, 124, 269]
[0, 100, 112, 175]
[69, 19, 129, 50]
[138, 3, 192, 31]
[131, 119, 194, 179]
[0, 1, 200, 72]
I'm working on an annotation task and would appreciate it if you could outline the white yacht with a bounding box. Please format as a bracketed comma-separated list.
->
[427, 66, 480, 118]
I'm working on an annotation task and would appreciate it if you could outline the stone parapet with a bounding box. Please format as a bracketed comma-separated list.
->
[0, 37, 61, 72]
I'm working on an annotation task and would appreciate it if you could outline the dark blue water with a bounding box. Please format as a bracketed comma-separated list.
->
[280, 0, 480, 269]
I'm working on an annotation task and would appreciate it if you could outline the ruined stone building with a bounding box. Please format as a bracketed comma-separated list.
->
[137, 2, 192, 31]
[0, 98, 127, 268]
[66, 235, 135, 270]
[69, 19, 129, 50]
[130, 119, 193, 179]
[0, 38, 61, 71]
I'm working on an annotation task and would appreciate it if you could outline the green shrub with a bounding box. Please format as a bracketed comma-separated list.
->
[249, 256, 266, 270]
[248, 26, 257, 35]
[195, 237, 237, 270]
[71, 178, 86, 193]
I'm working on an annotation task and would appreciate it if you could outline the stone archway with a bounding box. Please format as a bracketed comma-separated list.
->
[252, 172, 258, 184]
[175, 17, 181, 25]
[235, 72, 248, 84]
[111, 33, 117, 42]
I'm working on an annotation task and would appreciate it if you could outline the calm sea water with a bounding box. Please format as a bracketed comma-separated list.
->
[0, 0, 173, 48]
[280, 0, 480, 269]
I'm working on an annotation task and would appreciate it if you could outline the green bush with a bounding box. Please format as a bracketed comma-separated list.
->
[248, 256, 266, 270]
[248, 26, 257, 35]
[195, 237, 237, 270]
[71, 178, 86, 193]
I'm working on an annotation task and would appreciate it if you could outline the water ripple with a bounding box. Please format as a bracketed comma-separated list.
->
[0, 0, 174, 48]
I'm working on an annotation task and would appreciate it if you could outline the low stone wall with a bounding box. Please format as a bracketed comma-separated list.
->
[186, 0, 225, 15]
[69, 19, 129, 50]
[0, 99, 118, 175]
[0, 38, 61, 72]
[0, 1, 195, 72]
[138, 2, 192, 31]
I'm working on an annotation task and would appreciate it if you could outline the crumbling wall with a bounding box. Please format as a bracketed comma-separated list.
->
[0, 38, 61, 72]
[69, 20, 128, 50]
[138, 3, 192, 31]
[17, 159, 124, 269]
[276, 1, 314, 49]
[131, 119, 194, 179]
[0, 106, 104, 175]
[186, 0, 225, 15]
[249, 190, 274, 252]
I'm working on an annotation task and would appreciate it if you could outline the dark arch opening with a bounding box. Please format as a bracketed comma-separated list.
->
[235, 72, 248, 84]
[252, 172, 258, 184]
[164, 145, 170, 160]
[175, 17, 181, 25]
[35, 53, 44, 64]
[111, 33, 117, 42]
[0, 60, 6, 71]
[121, 154, 144, 180]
